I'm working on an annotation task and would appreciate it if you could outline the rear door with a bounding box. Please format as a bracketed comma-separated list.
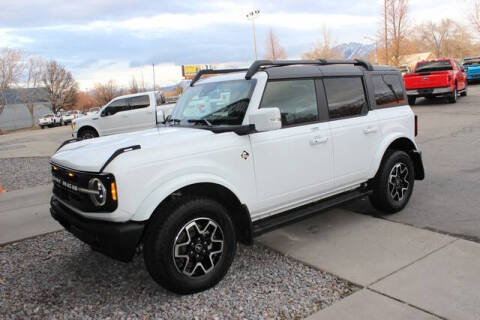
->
[99, 97, 131, 135]
[250, 79, 334, 216]
[323, 76, 381, 188]
[125, 94, 155, 132]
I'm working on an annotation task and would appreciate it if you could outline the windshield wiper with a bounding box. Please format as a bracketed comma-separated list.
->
[187, 119, 212, 126]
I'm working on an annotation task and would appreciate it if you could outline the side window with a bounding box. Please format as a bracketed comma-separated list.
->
[260, 79, 318, 126]
[372, 74, 406, 107]
[129, 95, 150, 110]
[104, 98, 129, 116]
[323, 77, 367, 120]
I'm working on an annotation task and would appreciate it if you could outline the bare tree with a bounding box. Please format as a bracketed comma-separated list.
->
[75, 91, 95, 111]
[387, 0, 409, 65]
[377, 0, 409, 65]
[129, 76, 139, 94]
[20, 56, 45, 126]
[42, 60, 78, 114]
[470, 0, 480, 34]
[0, 48, 24, 115]
[92, 80, 120, 106]
[418, 19, 455, 57]
[262, 29, 288, 60]
[301, 26, 341, 59]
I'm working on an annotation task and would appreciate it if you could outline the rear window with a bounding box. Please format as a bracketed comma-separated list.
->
[372, 74, 406, 107]
[323, 77, 367, 120]
[416, 61, 452, 73]
[130, 95, 150, 110]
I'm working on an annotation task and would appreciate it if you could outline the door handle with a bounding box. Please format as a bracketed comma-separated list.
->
[363, 127, 378, 134]
[310, 136, 329, 145]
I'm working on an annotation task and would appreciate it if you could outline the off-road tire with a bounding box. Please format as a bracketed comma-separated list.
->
[369, 150, 415, 214]
[143, 197, 236, 294]
[449, 86, 457, 103]
[79, 129, 98, 140]
[408, 96, 416, 106]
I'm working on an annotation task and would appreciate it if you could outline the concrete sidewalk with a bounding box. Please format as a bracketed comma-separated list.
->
[259, 209, 480, 320]
[0, 184, 61, 245]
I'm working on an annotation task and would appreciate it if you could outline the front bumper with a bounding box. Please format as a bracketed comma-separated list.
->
[50, 197, 145, 262]
[407, 87, 452, 96]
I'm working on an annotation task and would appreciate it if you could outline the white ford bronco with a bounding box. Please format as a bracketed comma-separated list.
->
[50, 59, 424, 294]
[72, 91, 174, 139]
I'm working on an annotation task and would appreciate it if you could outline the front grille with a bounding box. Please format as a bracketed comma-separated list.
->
[51, 164, 117, 212]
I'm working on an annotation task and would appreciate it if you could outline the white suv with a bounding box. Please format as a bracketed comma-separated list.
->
[50, 59, 424, 294]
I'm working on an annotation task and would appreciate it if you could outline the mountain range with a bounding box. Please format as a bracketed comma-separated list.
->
[333, 42, 375, 60]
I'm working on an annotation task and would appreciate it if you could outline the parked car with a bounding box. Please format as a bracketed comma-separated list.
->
[404, 58, 467, 105]
[38, 114, 56, 128]
[86, 107, 100, 115]
[50, 59, 424, 294]
[61, 110, 84, 125]
[462, 56, 480, 83]
[71, 91, 174, 139]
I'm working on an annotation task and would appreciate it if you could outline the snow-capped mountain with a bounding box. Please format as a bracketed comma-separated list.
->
[333, 42, 375, 60]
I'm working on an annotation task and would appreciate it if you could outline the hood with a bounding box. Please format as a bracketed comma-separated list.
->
[51, 126, 213, 172]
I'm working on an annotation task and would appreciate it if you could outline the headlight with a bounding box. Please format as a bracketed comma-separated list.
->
[71, 122, 75, 130]
[88, 178, 107, 206]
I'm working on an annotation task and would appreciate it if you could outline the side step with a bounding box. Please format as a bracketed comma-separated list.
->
[252, 188, 372, 237]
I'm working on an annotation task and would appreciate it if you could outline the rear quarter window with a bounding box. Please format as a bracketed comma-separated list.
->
[372, 74, 406, 108]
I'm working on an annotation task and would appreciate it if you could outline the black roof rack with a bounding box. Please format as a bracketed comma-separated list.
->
[189, 59, 374, 86]
[190, 68, 248, 86]
[245, 59, 373, 79]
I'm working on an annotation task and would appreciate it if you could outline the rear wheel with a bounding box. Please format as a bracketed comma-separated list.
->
[40, 125, 45, 129]
[449, 86, 457, 103]
[369, 150, 415, 214]
[408, 96, 416, 106]
[143, 197, 236, 294]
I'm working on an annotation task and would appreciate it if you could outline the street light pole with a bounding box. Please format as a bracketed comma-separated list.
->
[152, 63, 156, 91]
[246, 10, 260, 60]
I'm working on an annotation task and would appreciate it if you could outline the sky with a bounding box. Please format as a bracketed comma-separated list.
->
[0, 0, 467, 90]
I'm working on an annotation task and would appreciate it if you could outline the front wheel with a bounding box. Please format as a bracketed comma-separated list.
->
[369, 150, 415, 214]
[143, 197, 236, 294]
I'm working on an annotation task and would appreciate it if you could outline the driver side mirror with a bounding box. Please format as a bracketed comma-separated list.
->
[249, 107, 282, 132]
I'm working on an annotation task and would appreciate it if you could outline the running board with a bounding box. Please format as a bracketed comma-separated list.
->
[252, 188, 372, 237]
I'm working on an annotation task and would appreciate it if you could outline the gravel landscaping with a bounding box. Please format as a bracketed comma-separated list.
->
[0, 157, 51, 191]
[0, 231, 356, 319]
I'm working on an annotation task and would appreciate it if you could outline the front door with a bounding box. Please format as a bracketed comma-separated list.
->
[99, 97, 131, 135]
[249, 79, 334, 218]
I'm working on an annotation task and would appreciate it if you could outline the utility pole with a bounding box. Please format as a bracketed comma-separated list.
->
[384, 0, 389, 65]
[152, 63, 156, 91]
[246, 10, 260, 60]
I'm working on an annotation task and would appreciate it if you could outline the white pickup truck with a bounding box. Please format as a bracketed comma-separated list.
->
[50, 59, 424, 294]
[72, 91, 175, 139]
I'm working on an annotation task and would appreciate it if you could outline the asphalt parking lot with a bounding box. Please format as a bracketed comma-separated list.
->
[347, 83, 480, 242]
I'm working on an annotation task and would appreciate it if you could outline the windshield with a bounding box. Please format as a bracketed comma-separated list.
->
[170, 79, 256, 126]
[416, 61, 452, 73]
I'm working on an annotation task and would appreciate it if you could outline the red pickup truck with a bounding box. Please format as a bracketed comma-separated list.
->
[403, 58, 467, 105]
